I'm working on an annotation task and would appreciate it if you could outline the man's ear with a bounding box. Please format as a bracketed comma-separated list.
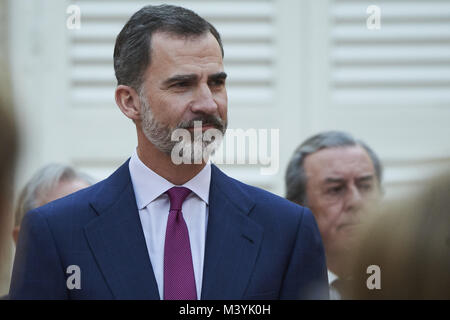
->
[115, 85, 142, 121]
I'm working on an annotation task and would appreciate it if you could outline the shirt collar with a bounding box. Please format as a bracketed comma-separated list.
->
[328, 270, 339, 285]
[129, 149, 211, 209]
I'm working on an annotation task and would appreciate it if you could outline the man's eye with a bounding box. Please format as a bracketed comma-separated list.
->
[327, 186, 343, 195]
[359, 184, 373, 192]
[209, 79, 225, 87]
[172, 81, 190, 88]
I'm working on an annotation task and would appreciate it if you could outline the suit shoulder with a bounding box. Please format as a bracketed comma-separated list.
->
[224, 173, 309, 220]
[227, 174, 301, 206]
[24, 180, 104, 224]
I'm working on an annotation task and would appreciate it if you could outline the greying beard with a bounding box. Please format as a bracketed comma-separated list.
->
[139, 91, 227, 161]
[140, 91, 176, 155]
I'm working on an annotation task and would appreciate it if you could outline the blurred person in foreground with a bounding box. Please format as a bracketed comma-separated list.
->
[0, 39, 19, 293]
[349, 172, 450, 299]
[12, 164, 94, 244]
[285, 131, 383, 299]
[9, 4, 328, 299]
[0, 95, 19, 296]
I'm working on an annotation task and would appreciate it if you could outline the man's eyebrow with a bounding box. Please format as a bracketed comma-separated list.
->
[208, 72, 227, 81]
[356, 175, 374, 182]
[163, 72, 227, 86]
[323, 175, 374, 184]
[163, 74, 198, 86]
[324, 178, 345, 184]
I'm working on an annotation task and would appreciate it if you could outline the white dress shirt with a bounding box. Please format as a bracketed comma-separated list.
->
[328, 270, 341, 300]
[129, 150, 210, 300]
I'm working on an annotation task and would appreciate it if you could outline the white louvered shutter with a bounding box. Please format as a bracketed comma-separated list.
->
[13, 0, 448, 202]
[330, 0, 450, 105]
[311, 0, 450, 199]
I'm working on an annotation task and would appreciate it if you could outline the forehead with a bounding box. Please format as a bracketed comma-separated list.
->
[304, 145, 375, 181]
[146, 31, 223, 76]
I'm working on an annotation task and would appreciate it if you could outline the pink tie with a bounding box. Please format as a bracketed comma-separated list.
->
[163, 187, 197, 300]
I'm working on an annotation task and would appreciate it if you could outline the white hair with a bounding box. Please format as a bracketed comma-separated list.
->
[14, 164, 94, 227]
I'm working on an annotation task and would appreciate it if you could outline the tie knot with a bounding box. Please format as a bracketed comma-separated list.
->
[166, 187, 192, 211]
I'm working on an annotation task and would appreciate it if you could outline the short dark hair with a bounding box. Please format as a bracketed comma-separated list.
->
[285, 131, 383, 206]
[113, 4, 224, 91]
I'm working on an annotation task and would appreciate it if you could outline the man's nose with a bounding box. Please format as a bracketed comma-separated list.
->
[345, 184, 364, 214]
[190, 84, 218, 115]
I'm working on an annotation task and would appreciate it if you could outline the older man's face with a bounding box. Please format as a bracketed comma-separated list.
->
[303, 145, 381, 257]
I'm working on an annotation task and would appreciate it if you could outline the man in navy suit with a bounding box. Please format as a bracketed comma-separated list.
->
[9, 5, 328, 300]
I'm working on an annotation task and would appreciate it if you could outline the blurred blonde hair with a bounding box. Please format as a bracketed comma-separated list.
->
[350, 172, 450, 299]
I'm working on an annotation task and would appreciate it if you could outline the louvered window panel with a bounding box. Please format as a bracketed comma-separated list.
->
[69, 0, 275, 108]
[330, 0, 450, 105]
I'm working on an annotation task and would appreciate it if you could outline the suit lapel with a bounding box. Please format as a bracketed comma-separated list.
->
[83, 161, 263, 300]
[84, 161, 160, 299]
[201, 165, 263, 299]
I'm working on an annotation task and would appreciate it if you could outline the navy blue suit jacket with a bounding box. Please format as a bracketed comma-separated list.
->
[9, 161, 328, 299]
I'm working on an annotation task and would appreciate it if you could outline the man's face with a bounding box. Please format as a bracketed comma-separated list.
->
[138, 31, 228, 155]
[303, 146, 381, 257]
